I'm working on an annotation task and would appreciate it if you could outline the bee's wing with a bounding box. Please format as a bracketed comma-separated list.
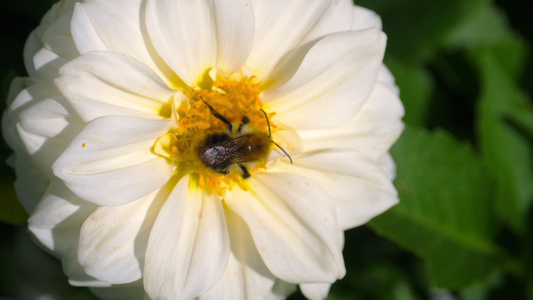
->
[217, 135, 255, 164]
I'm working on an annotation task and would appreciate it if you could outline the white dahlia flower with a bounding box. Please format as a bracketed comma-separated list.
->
[2, 0, 404, 299]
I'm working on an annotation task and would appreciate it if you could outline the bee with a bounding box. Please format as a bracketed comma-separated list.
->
[198, 100, 292, 179]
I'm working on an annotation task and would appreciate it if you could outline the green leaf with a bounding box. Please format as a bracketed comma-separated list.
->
[358, 0, 488, 63]
[503, 107, 533, 146]
[444, 3, 515, 48]
[460, 272, 502, 300]
[385, 57, 433, 127]
[476, 39, 529, 81]
[328, 227, 426, 299]
[472, 50, 533, 234]
[370, 126, 502, 289]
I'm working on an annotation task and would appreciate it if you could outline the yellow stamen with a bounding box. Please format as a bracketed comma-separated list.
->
[154, 76, 275, 195]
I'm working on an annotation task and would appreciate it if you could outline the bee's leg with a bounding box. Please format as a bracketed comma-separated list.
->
[239, 164, 251, 179]
[237, 116, 250, 133]
[202, 99, 233, 132]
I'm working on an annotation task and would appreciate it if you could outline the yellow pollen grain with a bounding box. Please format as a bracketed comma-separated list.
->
[154, 76, 274, 195]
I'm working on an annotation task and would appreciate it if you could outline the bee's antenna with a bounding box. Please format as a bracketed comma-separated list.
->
[272, 141, 293, 164]
[260, 109, 272, 137]
[260, 109, 293, 164]
[202, 98, 232, 131]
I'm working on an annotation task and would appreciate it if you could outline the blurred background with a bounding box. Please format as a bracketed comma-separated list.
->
[1, 0, 532, 299]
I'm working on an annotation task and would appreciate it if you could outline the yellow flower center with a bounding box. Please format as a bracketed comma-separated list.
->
[154, 76, 276, 195]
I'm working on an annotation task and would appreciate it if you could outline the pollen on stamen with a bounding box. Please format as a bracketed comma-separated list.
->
[153, 76, 276, 195]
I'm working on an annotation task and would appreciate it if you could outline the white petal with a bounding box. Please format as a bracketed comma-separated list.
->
[246, 0, 332, 80]
[2, 78, 37, 154]
[145, 0, 217, 87]
[29, 180, 95, 252]
[225, 172, 345, 283]
[78, 187, 168, 284]
[12, 152, 51, 213]
[298, 66, 404, 160]
[350, 5, 383, 31]
[269, 124, 303, 160]
[64, 248, 113, 288]
[6, 76, 33, 106]
[27, 180, 107, 287]
[70, 3, 107, 53]
[377, 64, 400, 93]
[40, 8, 79, 61]
[276, 150, 398, 230]
[3, 82, 61, 213]
[301, 0, 381, 44]
[301, 0, 354, 44]
[5, 80, 50, 113]
[24, 0, 77, 76]
[2, 113, 22, 162]
[2, 113, 21, 159]
[379, 152, 397, 180]
[18, 95, 75, 140]
[263, 29, 386, 130]
[38, 0, 78, 38]
[200, 208, 275, 300]
[53, 116, 174, 206]
[17, 95, 84, 172]
[266, 280, 297, 300]
[300, 282, 332, 300]
[24, 32, 43, 78]
[212, 0, 255, 74]
[33, 47, 69, 80]
[144, 176, 230, 300]
[71, 0, 180, 88]
[56, 51, 177, 122]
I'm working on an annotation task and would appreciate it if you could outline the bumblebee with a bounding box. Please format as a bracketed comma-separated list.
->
[198, 100, 292, 179]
